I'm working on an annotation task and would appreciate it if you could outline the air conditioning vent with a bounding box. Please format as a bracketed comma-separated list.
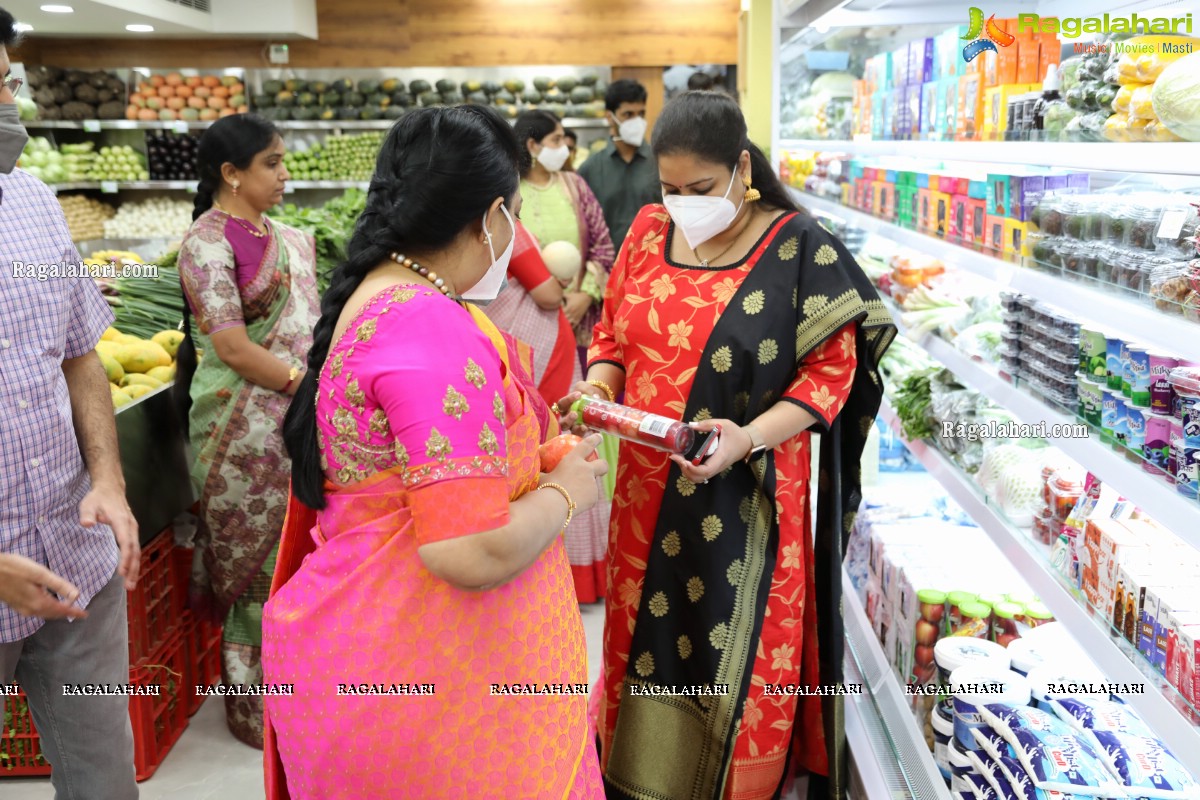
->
[164, 0, 211, 13]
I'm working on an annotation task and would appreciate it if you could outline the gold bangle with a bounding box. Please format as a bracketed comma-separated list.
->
[538, 482, 575, 528]
[586, 379, 616, 403]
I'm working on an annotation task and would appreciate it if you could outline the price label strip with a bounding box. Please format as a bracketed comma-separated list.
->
[83, 120, 101, 133]
[100, 181, 119, 194]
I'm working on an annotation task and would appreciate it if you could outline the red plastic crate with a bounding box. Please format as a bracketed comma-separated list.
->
[170, 545, 192, 619]
[127, 531, 178, 663]
[0, 691, 51, 776]
[130, 629, 189, 782]
[180, 612, 222, 717]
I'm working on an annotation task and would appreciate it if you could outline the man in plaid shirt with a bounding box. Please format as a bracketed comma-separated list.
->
[0, 10, 141, 797]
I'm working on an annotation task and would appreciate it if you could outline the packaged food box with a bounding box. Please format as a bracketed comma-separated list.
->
[1018, 39, 1042, 84]
[1148, 585, 1199, 670]
[935, 25, 970, 80]
[1010, 175, 1047, 222]
[949, 194, 970, 243]
[1095, 526, 1153, 622]
[964, 197, 988, 250]
[1115, 564, 1162, 645]
[984, 214, 1007, 257]
[918, 188, 935, 233]
[957, 73, 985, 140]
[939, 77, 959, 137]
[1080, 518, 1132, 611]
[1039, 35, 1062, 87]
[1003, 218, 1032, 259]
[910, 38, 935, 85]
[1168, 623, 1200, 705]
[921, 81, 940, 137]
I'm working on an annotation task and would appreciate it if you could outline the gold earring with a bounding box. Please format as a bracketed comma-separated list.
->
[744, 175, 761, 203]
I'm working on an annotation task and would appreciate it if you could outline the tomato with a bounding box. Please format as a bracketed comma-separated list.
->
[538, 433, 599, 472]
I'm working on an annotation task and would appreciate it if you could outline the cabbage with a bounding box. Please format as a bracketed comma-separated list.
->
[810, 72, 855, 99]
[1151, 52, 1200, 141]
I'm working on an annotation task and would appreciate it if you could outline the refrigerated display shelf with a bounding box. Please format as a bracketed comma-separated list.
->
[842, 568, 953, 800]
[778, 139, 1200, 177]
[794, 189, 1200, 363]
[876, 398, 1200, 764]
[880, 304, 1200, 548]
[24, 118, 610, 131]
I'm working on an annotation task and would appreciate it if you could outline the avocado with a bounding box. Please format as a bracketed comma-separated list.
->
[383, 106, 406, 120]
[338, 106, 360, 121]
[309, 81, 329, 94]
[533, 76, 554, 92]
[359, 107, 384, 121]
[556, 76, 578, 93]
[318, 92, 342, 107]
[522, 89, 542, 104]
[344, 92, 366, 108]
[409, 79, 432, 95]
[262, 79, 284, 95]
[503, 79, 525, 94]
[276, 91, 296, 108]
[297, 92, 317, 108]
[252, 93, 275, 108]
[390, 91, 413, 107]
[380, 78, 400, 94]
[358, 79, 380, 95]
[580, 73, 599, 86]
[319, 106, 337, 121]
[569, 86, 594, 104]
[284, 79, 307, 93]
[467, 91, 489, 105]
[482, 81, 502, 96]
[435, 79, 457, 95]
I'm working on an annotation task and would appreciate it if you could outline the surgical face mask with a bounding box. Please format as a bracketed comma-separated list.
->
[0, 104, 30, 175]
[536, 143, 570, 173]
[463, 205, 515, 302]
[662, 169, 744, 251]
[615, 115, 647, 147]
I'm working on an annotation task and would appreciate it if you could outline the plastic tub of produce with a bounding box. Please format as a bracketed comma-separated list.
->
[1149, 258, 1200, 317]
[1035, 195, 1066, 236]
[1060, 196, 1087, 240]
[999, 291, 1026, 312]
[1124, 199, 1166, 250]
[1113, 251, 1149, 296]
[1041, 336, 1084, 363]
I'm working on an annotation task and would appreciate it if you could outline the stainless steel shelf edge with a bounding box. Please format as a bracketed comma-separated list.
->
[842, 568, 954, 800]
[878, 399, 1200, 767]
[779, 139, 1200, 176]
[793, 189, 1200, 364]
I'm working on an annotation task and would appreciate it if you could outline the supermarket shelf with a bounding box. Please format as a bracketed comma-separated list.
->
[286, 181, 371, 191]
[778, 139, 1200, 177]
[885, 310, 1200, 548]
[51, 180, 368, 192]
[876, 399, 1200, 763]
[842, 568, 953, 800]
[25, 117, 609, 131]
[795, 190, 1200, 363]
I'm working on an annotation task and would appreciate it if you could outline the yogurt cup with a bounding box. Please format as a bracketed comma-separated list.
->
[1120, 341, 1138, 397]
[1149, 353, 1179, 415]
[932, 704, 955, 778]
[1128, 347, 1152, 407]
[1078, 375, 1104, 428]
[934, 637, 1009, 716]
[1101, 389, 1119, 444]
[1112, 397, 1129, 451]
[1079, 327, 1107, 378]
[1005, 636, 1054, 676]
[1143, 412, 1173, 476]
[950, 665, 1031, 749]
[1025, 663, 1107, 711]
[1106, 337, 1124, 391]
[1125, 404, 1150, 465]
[1168, 419, 1183, 486]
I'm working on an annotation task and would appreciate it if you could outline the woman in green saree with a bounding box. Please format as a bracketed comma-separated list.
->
[174, 114, 321, 748]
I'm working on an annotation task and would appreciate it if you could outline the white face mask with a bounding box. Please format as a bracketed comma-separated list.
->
[615, 116, 647, 147]
[463, 205, 515, 302]
[662, 169, 745, 251]
[536, 143, 571, 173]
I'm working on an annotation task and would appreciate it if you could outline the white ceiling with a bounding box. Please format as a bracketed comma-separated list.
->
[5, 0, 317, 38]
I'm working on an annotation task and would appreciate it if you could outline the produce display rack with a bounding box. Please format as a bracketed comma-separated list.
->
[842, 567, 953, 800]
[24, 118, 610, 132]
[776, 139, 1200, 179]
[878, 294, 1200, 549]
[793, 189, 1200, 364]
[877, 398, 1200, 765]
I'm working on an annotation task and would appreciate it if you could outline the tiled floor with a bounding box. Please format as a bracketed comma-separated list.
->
[3, 602, 608, 799]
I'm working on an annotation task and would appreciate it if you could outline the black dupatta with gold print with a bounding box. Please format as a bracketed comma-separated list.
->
[602, 212, 895, 800]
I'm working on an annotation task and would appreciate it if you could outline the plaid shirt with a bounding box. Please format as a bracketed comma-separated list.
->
[0, 168, 119, 643]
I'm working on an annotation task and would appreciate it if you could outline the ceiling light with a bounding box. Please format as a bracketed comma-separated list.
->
[39, 5, 74, 12]
[125, 24, 154, 32]
[15, 22, 33, 31]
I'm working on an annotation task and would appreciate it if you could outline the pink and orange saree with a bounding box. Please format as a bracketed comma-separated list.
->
[261, 286, 602, 799]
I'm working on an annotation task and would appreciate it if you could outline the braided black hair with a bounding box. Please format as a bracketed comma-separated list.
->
[651, 90, 801, 215]
[284, 105, 521, 509]
[173, 113, 280, 434]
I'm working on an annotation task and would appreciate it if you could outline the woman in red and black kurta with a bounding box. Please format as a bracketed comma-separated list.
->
[562, 92, 895, 800]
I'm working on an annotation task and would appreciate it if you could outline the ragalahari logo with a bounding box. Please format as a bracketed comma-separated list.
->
[962, 7, 1016, 62]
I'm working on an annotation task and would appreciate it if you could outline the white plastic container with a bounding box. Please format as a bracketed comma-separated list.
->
[934, 636, 1009, 716]
[1024, 663, 1108, 711]
[1004, 636, 1070, 676]
[950, 664, 1031, 750]
[948, 738, 973, 793]
[931, 703, 955, 778]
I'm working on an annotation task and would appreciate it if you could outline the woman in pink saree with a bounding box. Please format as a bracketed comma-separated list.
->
[261, 106, 608, 799]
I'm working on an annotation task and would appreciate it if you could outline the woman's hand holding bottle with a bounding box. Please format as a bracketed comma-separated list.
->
[670, 419, 753, 484]
[541, 433, 609, 514]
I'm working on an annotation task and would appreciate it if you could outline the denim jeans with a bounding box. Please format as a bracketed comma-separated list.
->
[0, 570, 138, 799]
